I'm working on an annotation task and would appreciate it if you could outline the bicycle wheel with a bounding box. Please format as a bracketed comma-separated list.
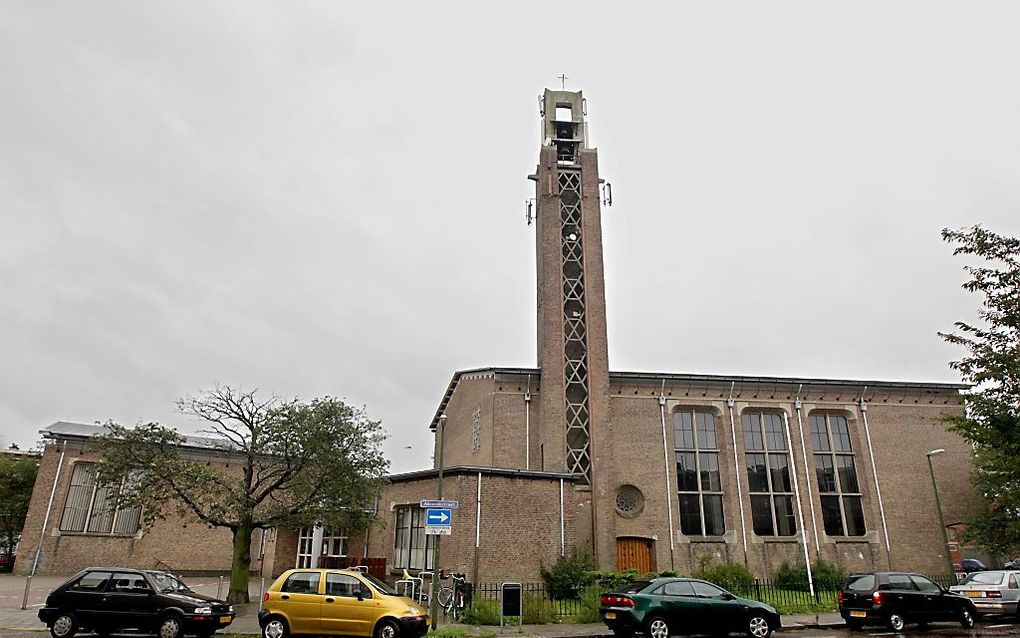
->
[437, 587, 454, 608]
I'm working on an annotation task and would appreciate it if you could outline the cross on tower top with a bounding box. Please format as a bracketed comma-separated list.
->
[558, 73, 569, 89]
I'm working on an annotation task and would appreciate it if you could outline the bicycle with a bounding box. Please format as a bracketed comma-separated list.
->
[436, 572, 467, 620]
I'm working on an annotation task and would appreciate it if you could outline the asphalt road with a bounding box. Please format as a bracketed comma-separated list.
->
[4, 620, 1020, 638]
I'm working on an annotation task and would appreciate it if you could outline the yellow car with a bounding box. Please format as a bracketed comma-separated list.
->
[258, 569, 428, 638]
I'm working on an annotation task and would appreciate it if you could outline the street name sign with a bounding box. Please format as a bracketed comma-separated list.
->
[425, 525, 451, 535]
[420, 499, 459, 509]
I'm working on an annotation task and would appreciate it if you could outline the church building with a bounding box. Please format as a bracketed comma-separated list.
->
[350, 88, 979, 583]
[16, 88, 979, 585]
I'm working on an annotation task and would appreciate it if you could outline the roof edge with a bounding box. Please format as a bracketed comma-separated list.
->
[427, 366, 967, 430]
[386, 465, 577, 483]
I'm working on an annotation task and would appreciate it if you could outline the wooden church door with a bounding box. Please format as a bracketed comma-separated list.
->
[616, 537, 655, 573]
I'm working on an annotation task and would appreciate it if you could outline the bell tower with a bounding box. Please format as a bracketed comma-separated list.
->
[530, 88, 611, 559]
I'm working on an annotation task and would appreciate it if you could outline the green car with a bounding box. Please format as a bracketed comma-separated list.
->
[599, 578, 781, 638]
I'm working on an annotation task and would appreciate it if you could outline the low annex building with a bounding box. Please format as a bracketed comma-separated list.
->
[16, 88, 981, 583]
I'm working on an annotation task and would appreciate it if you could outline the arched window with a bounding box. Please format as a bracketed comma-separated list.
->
[742, 411, 797, 536]
[673, 409, 724, 536]
[809, 413, 865, 536]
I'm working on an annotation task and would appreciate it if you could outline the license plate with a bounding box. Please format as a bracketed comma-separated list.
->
[605, 612, 617, 620]
[964, 591, 983, 598]
[850, 611, 867, 618]
[219, 617, 231, 624]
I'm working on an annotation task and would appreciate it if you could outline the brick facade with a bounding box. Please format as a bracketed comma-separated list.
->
[15, 440, 252, 576]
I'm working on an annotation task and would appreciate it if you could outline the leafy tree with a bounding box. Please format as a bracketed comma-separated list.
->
[90, 386, 389, 603]
[940, 226, 1020, 558]
[0, 454, 39, 570]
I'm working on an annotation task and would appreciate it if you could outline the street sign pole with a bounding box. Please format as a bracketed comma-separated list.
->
[430, 414, 446, 631]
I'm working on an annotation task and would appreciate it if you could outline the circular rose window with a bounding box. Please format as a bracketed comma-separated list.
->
[615, 484, 645, 518]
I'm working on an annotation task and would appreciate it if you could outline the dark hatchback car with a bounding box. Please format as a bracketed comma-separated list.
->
[838, 572, 977, 631]
[39, 568, 236, 638]
[600, 578, 781, 638]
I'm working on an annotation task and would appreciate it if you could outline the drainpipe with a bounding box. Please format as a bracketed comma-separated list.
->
[30, 440, 66, 576]
[783, 412, 815, 598]
[794, 386, 820, 556]
[559, 478, 565, 556]
[859, 392, 892, 569]
[24, 440, 66, 609]
[474, 472, 482, 585]
[658, 382, 676, 570]
[727, 383, 749, 565]
[524, 385, 532, 470]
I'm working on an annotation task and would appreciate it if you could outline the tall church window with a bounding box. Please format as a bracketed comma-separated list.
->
[58, 462, 141, 535]
[674, 409, 724, 536]
[393, 506, 434, 570]
[742, 411, 797, 536]
[809, 413, 866, 536]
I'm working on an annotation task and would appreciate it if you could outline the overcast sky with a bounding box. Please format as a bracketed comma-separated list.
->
[3, 2, 1019, 473]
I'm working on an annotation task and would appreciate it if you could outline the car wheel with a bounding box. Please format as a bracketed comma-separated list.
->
[646, 616, 670, 638]
[262, 616, 289, 638]
[887, 613, 905, 632]
[960, 607, 975, 629]
[157, 615, 182, 638]
[49, 612, 77, 638]
[746, 615, 771, 638]
[374, 619, 401, 638]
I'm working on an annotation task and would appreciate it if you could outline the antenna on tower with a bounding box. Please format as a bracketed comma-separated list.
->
[525, 198, 536, 225]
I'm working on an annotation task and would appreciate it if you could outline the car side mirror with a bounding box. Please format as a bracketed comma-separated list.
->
[356, 590, 365, 601]
[722, 593, 735, 600]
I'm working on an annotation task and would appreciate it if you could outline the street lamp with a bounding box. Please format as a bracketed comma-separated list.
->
[926, 449, 955, 576]
[429, 414, 447, 631]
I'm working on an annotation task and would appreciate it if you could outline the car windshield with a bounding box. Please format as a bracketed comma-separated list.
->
[962, 572, 1004, 585]
[614, 581, 652, 594]
[149, 573, 191, 593]
[361, 573, 399, 596]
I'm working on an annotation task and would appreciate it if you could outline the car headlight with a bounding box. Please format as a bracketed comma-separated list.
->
[194, 607, 213, 615]
[405, 605, 423, 615]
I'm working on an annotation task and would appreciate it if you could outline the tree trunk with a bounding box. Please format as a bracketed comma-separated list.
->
[227, 522, 253, 604]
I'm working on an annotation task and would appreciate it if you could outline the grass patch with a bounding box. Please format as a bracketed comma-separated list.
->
[747, 589, 838, 615]
[427, 629, 468, 638]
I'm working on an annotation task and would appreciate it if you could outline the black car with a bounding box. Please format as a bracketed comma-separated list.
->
[838, 572, 977, 631]
[599, 578, 781, 638]
[38, 568, 236, 638]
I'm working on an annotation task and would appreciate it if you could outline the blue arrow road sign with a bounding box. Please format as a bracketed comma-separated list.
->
[426, 508, 452, 526]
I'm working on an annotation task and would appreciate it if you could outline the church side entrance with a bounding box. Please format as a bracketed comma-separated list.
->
[616, 537, 655, 573]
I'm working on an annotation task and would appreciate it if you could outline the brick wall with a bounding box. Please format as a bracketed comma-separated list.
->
[15, 441, 256, 576]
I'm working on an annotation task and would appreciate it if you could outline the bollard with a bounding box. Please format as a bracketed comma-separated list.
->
[21, 575, 33, 610]
[258, 578, 266, 611]
[216, 575, 224, 600]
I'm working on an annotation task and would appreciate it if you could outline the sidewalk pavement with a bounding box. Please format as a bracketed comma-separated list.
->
[0, 604, 846, 636]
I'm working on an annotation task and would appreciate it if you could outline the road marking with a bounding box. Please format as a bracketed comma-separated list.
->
[987, 624, 1012, 628]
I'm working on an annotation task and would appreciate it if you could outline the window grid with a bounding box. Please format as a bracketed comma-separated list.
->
[393, 506, 434, 570]
[809, 413, 866, 536]
[673, 409, 724, 536]
[58, 463, 141, 536]
[742, 411, 797, 537]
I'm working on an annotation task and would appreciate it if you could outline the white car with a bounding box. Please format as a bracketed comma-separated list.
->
[950, 570, 1020, 616]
